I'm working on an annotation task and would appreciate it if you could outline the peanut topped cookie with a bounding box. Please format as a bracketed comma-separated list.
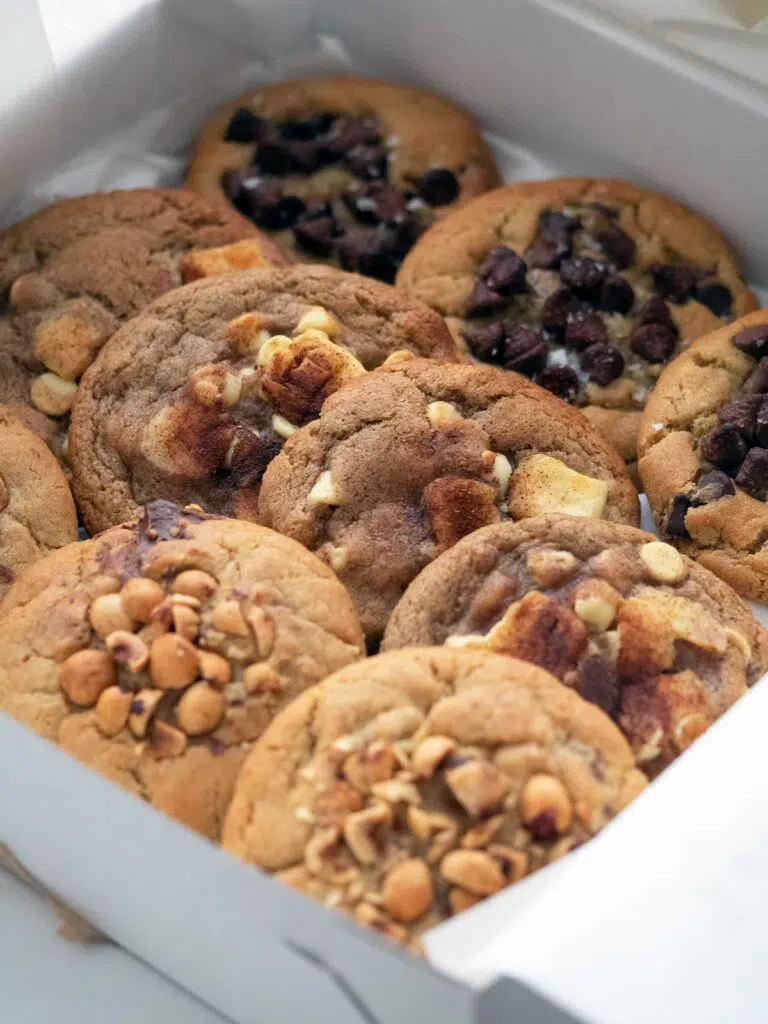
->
[0, 188, 284, 463]
[639, 311, 768, 603]
[258, 359, 640, 639]
[397, 179, 756, 461]
[0, 405, 77, 601]
[382, 515, 767, 774]
[69, 266, 459, 534]
[0, 501, 364, 840]
[223, 647, 647, 950]
[185, 76, 499, 282]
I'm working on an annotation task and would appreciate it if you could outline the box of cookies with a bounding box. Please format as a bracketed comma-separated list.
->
[1, 0, 768, 1022]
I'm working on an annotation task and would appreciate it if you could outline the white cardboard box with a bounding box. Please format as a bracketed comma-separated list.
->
[2, 2, 768, 1022]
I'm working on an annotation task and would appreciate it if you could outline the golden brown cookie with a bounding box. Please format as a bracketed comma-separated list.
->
[69, 266, 460, 534]
[396, 178, 756, 461]
[382, 514, 767, 775]
[258, 358, 640, 640]
[0, 188, 285, 463]
[223, 646, 647, 950]
[638, 311, 768, 603]
[0, 405, 77, 601]
[185, 75, 499, 280]
[0, 501, 364, 840]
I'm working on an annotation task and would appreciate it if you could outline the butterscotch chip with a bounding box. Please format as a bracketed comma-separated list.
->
[382, 514, 768, 775]
[180, 239, 272, 282]
[223, 647, 646, 946]
[0, 501, 364, 842]
[259, 359, 637, 639]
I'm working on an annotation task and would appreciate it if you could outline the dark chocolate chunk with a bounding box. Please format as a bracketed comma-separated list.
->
[525, 233, 570, 270]
[261, 195, 306, 230]
[735, 448, 768, 498]
[594, 223, 636, 269]
[419, 168, 460, 206]
[718, 393, 762, 441]
[534, 365, 580, 401]
[294, 216, 337, 256]
[253, 140, 296, 176]
[743, 357, 768, 394]
[540, 210, 580, 237]
[463, 322, 505, 363]
[224, 107, 265, 143]
[337, 229, 399, 283]
[630, 322, 677, 363]
[541, 288, 584, 341]
[636, 296, 677, 331]
[599, 274, 634, 315]
[279, 114, 334, 140]
[699, 424, 748, 470]
[650, 264, 697, 304]
[580, 343, 625, 385]
[666, 494, 692, 537]
[346, 145, 388, 180]
[325, 117, 381, 157]
[466, 280, 507, 317]
[690, 469, 736, 505]
[478, 247, 527, 296]
[227, 427, 283, 486]
[564, 311, 609, 350]
[756, 397, 768, 447]
[344, 183, 408, 225]
[732, 324, 768, 358]
[695, 278, 732, 318]
[559, 257, 606, 297]
[501, 324, 548, 376]
[220, 168, 247, 204]
[578, 655, 621, 718]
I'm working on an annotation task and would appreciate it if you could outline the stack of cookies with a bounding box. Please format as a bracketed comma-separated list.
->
[1, 74, 766, 953]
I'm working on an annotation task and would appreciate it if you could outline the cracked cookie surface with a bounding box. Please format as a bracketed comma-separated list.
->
[0, 405, 77, 601]
[396, 178, 756, 462]
[257, 358, 639, 639]
[0, 188, 284, 463]
[639, 311, 768, 603]
[185, 75, 499, 281]
[382, 514, 768, 775]
[0, 500, 364, 840]
[69, 265, 459, 534]
[223, 646, 647, 950]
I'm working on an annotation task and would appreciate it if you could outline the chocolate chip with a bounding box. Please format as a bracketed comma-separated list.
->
[463, 322, 505, 362]
[594, 223, 636, 269]
[224, 108, 265, 143]
[599, 274, 634, 315]
[560, 257, 606, 297]
[525, 234, 570, 270]
[699, 424, 748, 470]
[346, 145, 388, 180]
[220, 168, 247, 204]
[236, 177, 284, 225]
[345, 183, 408, 225]
[651, 264, 697, 304]
[756, 397, 768, 447]
[586, 202, 618, 221]
[580, 343, 625, 385]
[534, 365, 580, 401]
[732, 324, 768, 358]
[253, 140, 296, 176]
[466, 280, 507, 317]
[325, 117, 380, 157]
[500, 324, 548, 376]
[227, 427, 283, 486]
[285, 139, 324, 174]
[735, 448, 768, 498]
[541, 288, 584, 341]
[636, 296, 677, 331]
[540, 210, 580, 236]
[690, 469, 736, 505]
[666, 494, 692, 537]
[279, 114, 334, 140]
[578, 655, 620, 718]
[478, 247, 527, 296]
[630, 322, 677, 363]
[696, 278, 732, 318]
[337, 230, 399, 283]
[564, 311, 608, 350]
[262, 195, 306, 230]
[419, 168, 460, 206]
[294, 216, 337, 256]
[718, 393, 762, 440]
[743, 357, 768, 394]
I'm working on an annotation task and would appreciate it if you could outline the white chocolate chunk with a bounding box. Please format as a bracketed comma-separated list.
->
[30, 373, 78, 416]
[271, 414, 297, 439]
[307, 470, 340, 507]
[427, 401, 462, 426]
[221, 373, 242, 408]
[639, 541, 685, 584]
[257, 334, 293, 367]
[295, 306, 340, 336]
[444, 633, 488, 649]
[574, 595, 616, 632]
[508, 455, 609, 519]
[490, 453, 512, 497]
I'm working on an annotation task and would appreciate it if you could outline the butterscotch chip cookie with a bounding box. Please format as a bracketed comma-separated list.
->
[0, 405, 77, 601]
[0, 500, 364, 840]
[382, 514, 767, 774]
[258, 358, 639, 639]
[223, 646, 647, 949]
[0, 189, 285, 462]
[638, 311, 768, 602]
[185, 76, 499, 281]
[396, 179, 756, 461]
[69, 266, 459, 533]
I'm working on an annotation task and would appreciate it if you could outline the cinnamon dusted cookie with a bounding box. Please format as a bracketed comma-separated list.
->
[0, 405, 77, 601]
[382, 515, 767, 774]
[70, 266, 459, 533]
[185, 76, 499, 282]
[258, 359, 640, 639]
[638, 311, 768, 602]
[0, 188, 285, 462]
[223, 647, 647, 950]
[0, 501, 364, 840]
[396, 178, 756, 461]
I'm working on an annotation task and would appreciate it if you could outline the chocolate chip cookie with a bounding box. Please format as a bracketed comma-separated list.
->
[396, 178, 756, 462]
[0, 405, 77, 601]
[185, 76, 499, 283]
[0, 188, 285, 462]
[0, 501, 364, 840]
[258, 358, 640, 639]
[638, 311, 768, 603]
[382, 515, 767, 774]
[223, 646, 647, 950]
[70, 266, 459, 534]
